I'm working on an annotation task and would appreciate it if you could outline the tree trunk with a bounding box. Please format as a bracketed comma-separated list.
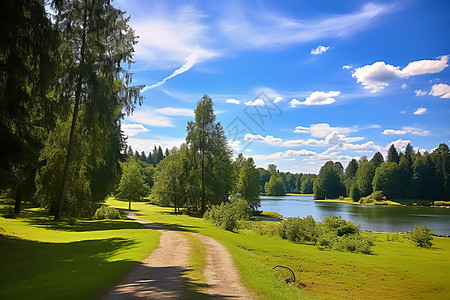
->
[55, 6, 88, 221]
[129, 200, 131, 210]
[201, 150, 205, 215]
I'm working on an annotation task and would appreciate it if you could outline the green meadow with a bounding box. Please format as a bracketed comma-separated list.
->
[1, 199, 449, 299]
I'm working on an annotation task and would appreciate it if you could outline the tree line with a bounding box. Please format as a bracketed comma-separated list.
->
[259, 165, 316, 196]
[313, 143, 450, 202]
[1, 0, 142, 219]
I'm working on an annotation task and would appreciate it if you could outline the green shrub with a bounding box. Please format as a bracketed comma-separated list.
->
[204, 198, 251, 231]
[93, 206, 121, 220]
[278, 215, 318, 243]
[2, 206, 16, 219]
[349, 184, 361, 202]
[333, 235, 373, 254]
[322, 215, 359, 236]
[370, 190, 384, 201]
[409, 225, 434, 248]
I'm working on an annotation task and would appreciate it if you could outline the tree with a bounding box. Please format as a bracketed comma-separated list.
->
[116, 160, 148, 210]
[259, 168, 271, 193]
[152, 150, 186, 214]
[349, 183, 361, 202]
[268, 164, 277, 173]
[1, 0, 60, 214]
[355, 161, 376, 197]
[236, 157, 261, 211]
[265, 175, 286, 196]
[186, 94, 232, 214]
[404, 143, 415, 161]
[313, 161, 345, 200]
[300, 174, 316, 194]
[370, 152, 384, 168]
[387, 144, 400, 163]
[412, 155, 435, 199]
[345, 159, 359, 179]
[429, 143, 450, 200]
[372, 162, 403, 198]
[49, 0, 142, 220]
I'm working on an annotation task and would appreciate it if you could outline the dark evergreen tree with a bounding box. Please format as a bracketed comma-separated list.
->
[387, 144, 400, 163]
[345, 159, 359, 179]
[370, 152, 384, 168]
[127, 145, 134, 157]
[140, 151, 147, 162]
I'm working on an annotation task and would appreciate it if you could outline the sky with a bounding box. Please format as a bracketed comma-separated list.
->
[116, 0, 450, 174]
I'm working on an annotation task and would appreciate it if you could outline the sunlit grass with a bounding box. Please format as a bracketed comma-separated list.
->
[0, 203, 160, 300]
[108, 198, 450, 300]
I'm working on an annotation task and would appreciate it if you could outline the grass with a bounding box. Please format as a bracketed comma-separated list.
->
[0, 203, 160, 300]
[259, 211, 284, 219]
[108, 199, 450, 300]
[181, 232, 208, 299]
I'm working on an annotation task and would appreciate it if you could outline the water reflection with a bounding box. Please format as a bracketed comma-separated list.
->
[260, 196, 450, 235]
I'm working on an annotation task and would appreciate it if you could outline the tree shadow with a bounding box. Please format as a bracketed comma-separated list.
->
[151, 221, 202, 233]
[0, 235, 140, 299]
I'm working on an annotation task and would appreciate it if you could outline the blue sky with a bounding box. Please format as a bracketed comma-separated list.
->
[116, 0, 450, 173]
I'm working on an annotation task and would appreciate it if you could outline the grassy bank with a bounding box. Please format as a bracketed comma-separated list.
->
[109, 199, 450, 300]
[0, 204, 160, 300]
[286, 193, 314, 196]
[315, 197, 402, 206]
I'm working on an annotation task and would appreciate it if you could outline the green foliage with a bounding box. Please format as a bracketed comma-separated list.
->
[372, 162, 404, 199]
[300, 174, 316, 194]
[204, 198, 251, 231]
[116, 160, 149, 209]
[264, 175, 286, 196]
[387, 144, 400, 163]
[349, 184, 361, 202]
[93, 206, 121, 220]
[409, 225, 434, 248]
[355, 161, 375, 197]
[322, 215, 359, 236]
[236, 157, 261, 211]
[313, 161, 345, 200]
[278, 215, 319, 243]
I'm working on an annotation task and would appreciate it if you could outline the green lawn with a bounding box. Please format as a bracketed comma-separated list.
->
[0, 204, 160, 300]
[109, 199, 450, 300]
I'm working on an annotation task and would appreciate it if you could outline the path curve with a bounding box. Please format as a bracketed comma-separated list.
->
[100, 215, 191, 299]
[191, 233, 254, 300]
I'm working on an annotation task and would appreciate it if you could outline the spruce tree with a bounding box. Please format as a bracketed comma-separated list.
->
[387, 144, 400, 163]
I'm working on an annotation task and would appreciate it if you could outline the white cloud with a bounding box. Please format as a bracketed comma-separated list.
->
[245, 98, 266, 106]
[415, 89, 427, 96]
[402, 55, 449, 76]
[413, 107, 427, 115]
[401, 83, 408, 89]
[244, 134, 283, 145]
[126, 106, 194, 128]
[226, 98, 240, 104]
[387, 139, 411, 152]
[122, 124, 149, 137]
[274, 96, 284, 103]
[352, 55, 449, 92]
[155, 107, 194, 117]
[291, 91, 340, 106]
[311, 45, 330, 55]
[127, 109, 175, 127]
[382, 129, 408, 135]
[295, 123, 357, 137]
[382, 126, 430, 136]
[430, 83, 450, 98]
[343, 65, 353, 69]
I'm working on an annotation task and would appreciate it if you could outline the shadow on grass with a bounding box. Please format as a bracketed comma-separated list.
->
[151, 222, 202, 233]
[0, 235, 140, 300]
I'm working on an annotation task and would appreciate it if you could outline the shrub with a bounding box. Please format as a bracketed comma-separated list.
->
[370, 191, 384, 201]
[322, 215, 359, 236]
[333, 235, 373, 254]
[204, 198, 251, 231]
[2, 206, 16, 219]
[349, 184, 361, 202]
[93, 206, 121, 220]
[409, 225, 434, 248]
[278, 215, 319, 243]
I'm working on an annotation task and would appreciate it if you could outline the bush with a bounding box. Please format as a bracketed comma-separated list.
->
[2, 206, 16, 219]
[322, 215, 359, 236]
[409, 225, 434, 248]
[370, 191, 384, 201]
[204, 198, 251, 231]
[349, 184, 361, 202]
[278, 215, 318, 243]
[93, 206, 121, 220]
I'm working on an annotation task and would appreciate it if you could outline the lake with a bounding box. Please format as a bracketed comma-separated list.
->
[260, 195, 450, 235]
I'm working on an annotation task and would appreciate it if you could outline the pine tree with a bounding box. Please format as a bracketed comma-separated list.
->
[140, 151, 147, 162]
[387, 144, 400, 163]
[370, 152, 384, 168]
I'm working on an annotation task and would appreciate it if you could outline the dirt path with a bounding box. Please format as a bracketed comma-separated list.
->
[100, 216, 191, 299]
[191, 233, 254, 300]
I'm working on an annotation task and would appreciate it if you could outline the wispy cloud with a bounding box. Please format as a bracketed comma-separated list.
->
[219, 3, 393, 49]
[122, 124, 149, 137]
[382, 126, 430, 136]
[226, 98, 240, 104]
[126, 106, 194, 127]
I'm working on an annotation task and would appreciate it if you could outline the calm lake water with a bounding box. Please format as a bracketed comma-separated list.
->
[260, 195, 450, 235]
